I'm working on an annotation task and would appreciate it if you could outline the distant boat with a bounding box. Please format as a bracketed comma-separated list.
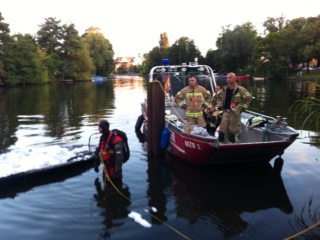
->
[253, 77, 265, 80]
[236, 74, 253, 80]
[215, 74, 253, 80]
[91, 75, 106, 81]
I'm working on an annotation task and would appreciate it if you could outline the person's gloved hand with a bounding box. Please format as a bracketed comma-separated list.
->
[93, 158, 100, 173]
[92, 147, 99, 159]
[206, 107, 213, 113]
[234, 107, 241, 115]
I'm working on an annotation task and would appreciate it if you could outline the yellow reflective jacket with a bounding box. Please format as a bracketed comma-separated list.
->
[214, 83, 252, 112]
[175, 85, 211, 118]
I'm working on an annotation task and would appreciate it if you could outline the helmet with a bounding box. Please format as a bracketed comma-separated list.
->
[99, 119, 110, 133]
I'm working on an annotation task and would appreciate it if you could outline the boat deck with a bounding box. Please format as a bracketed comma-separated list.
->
[165, 104, 298, 144]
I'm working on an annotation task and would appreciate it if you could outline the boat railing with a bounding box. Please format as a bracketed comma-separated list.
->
[148, 63, 217, 99]
[244, 110, 277, 122]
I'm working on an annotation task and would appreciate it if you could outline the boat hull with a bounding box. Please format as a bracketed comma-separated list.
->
[166, 123, 296, 165]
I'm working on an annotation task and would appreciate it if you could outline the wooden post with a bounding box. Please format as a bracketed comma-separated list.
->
[147, 81, 165, 157]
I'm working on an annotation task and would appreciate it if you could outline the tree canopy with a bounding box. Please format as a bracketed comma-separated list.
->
[1, 12, 320, 83]
[0, 15, 114, 85]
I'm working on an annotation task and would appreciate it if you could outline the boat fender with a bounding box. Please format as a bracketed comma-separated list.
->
[160, 127, 170, 150]
[135, 114, 144, 131]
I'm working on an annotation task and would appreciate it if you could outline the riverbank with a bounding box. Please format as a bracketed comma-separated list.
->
[284, 71, 320, 80]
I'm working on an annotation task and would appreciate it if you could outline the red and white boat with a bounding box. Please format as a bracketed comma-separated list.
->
[137, 59, 299, 165]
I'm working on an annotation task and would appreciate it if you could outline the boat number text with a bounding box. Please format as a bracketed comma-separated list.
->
[185, 140, 201, 150]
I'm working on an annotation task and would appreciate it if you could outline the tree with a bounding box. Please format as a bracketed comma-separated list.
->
[6, 34, 48, 84]
[215, 23, 257, 73]
[37, 18, 94, 80]
[37, 17, 63, 54]
[300, 16, 320, 69]
[167, 37, 202, 65]
[0, 12, 13, 83]
[278, 17, 307, 68]
[263, 15, 286, 34]
[59, 23, 94, 80]
[143, 46, 163, 74]
[159, 32, 169, 55]
[82, 27, 114, 76]
[205, 49, 219, 72]
[255, 31, 287, 79]
[159, 32, 169, 48]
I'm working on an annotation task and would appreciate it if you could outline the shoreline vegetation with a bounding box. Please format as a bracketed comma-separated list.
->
[284, 70, 320, 81]
[1, 71, 320, 88]
[1, 14, 320, 86]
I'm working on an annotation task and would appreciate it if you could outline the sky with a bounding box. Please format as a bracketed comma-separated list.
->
[1, 0, 320, 58]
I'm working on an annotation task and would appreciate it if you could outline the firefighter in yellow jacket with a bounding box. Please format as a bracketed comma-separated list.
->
[175, 75, 212, 127]
[213, 72, 252, 143]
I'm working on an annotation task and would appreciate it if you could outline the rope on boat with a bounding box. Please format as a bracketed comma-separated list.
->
[283, 221, 320, 239]
[154, 80, 192, 129]
[98, 153, 191, 240]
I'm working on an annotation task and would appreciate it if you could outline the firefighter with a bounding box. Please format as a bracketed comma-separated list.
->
[213, 72, 252, 143]
[175, 75, 212, 127]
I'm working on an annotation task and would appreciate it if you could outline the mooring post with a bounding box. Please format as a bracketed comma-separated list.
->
[147, 81, 165, 157]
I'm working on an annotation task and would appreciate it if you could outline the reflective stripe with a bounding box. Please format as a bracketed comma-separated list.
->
[185, 111, 203, 117]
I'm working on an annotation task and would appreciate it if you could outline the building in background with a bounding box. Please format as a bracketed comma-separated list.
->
[114, 57, 143, 74]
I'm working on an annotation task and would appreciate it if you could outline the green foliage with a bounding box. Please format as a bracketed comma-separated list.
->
[116, 66, 127, 74]
[290, 84, 320, 131]
[167, 37, 202, 65]
[82, 27, 114, 77]
[37, 17, 62, 54]
[214, 23, 257, 73]
[1, 12, 320, 85]
[0, 14, 111, 84]
[36, 18, 94, 81]
[143, 46, 164, 74]
[5, 34, 49, 84]
[0, 12, 13, 82]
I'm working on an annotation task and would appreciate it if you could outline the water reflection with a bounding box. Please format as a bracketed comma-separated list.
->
[93, 178, 131, 238]
[0, 81, 115, 153]
[146, 155, 293, 238]
[285, 194, 320, 239]
[293, 79, 318, 97]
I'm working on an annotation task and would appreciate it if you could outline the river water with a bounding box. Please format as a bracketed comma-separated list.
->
[0, 76, 320, 240]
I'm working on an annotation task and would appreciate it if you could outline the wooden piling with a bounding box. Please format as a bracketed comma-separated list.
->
[147, 81, 165, 157]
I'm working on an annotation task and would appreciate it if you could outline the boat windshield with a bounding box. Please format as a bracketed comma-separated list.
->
[149, 64, 217, 100]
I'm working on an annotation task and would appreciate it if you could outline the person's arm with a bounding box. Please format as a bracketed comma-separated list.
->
[212, 89, 223, 111]
[175, 88, 187, 109]
[241, 90, 253, 111]
[202, 89, 212, 109]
